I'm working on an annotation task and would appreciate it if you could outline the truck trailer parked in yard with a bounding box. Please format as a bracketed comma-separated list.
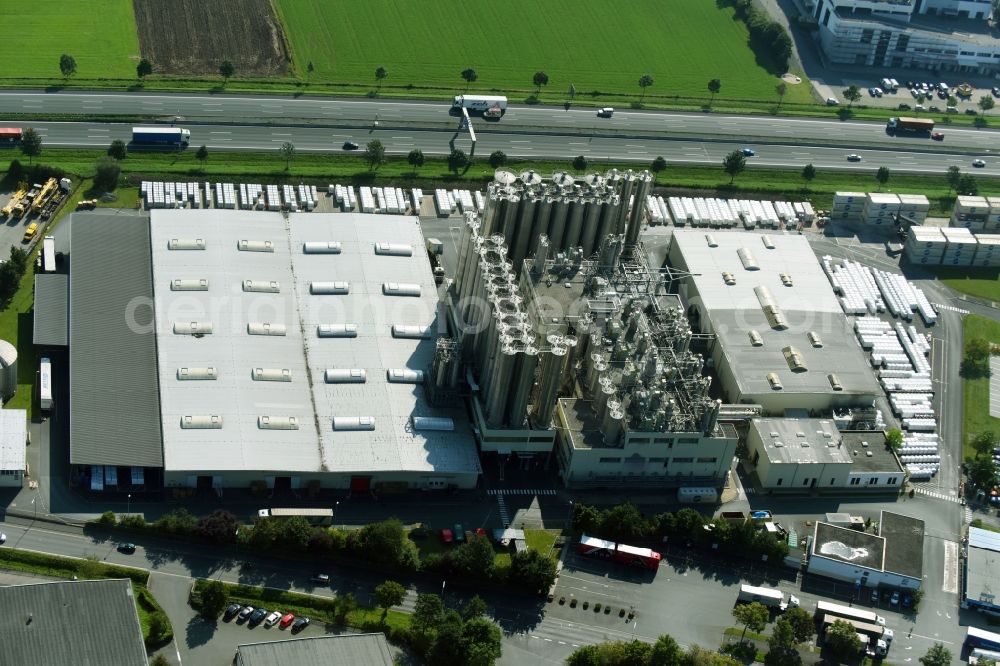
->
[132, 127, 191, 147]
[737, 584, 799, 610]
[886, 117, 935, 134]
[452, 95, 507, 118]
[578, 535, 661, 572]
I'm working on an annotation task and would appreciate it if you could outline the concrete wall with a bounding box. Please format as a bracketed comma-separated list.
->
[807, 553, 921, 589]
[0, 469, 23, 487]
[846, 470, 905, 490]
[163, 469, 479, 491]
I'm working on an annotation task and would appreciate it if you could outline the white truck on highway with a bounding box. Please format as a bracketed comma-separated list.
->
[452, 95, 507, 118]
[738, 584, 799, 611]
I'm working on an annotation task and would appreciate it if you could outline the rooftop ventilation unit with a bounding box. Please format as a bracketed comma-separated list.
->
[243, 280, 280, 293]
[181, 415, 223, 429]
[168, 238, 205, 250]
[238, 240, 274, 252]
[303, 241, 342, 254]
[325, 368, 366, 383]
[387, 369, 424, 384]
[748, 330, 763, 347]
[782, 346, 808, 372]
[247, 322, 287, 336]
[828, 373, 843, 391]
[779, 272, 793, 287]
[171, 279, 209, 291]
[258, 416, 299, 430]
[411, 417, 456, 431]
[807, 331, 823, 348]
[317, 324, 358, 338]
[754, 285, 776, 309]
[737, 247, 759, 271]
[311, 281, 349, 295]
[251, 368, 292, 382]
[333, 416, 375, 431]
[177, 367, 217, 380]
[383, 283, 421, 297]
[766, 373, 783, 390]
[173, 321, 213, 335]
[391, 324, 432, 339]
[722, 271, 736, 286]
[763, 305, 787, 330]
[761, 235, 775, 249]
[374, 243, 413, 257]
[705, 234, 718, 248]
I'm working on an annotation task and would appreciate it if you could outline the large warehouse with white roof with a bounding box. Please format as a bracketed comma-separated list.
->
[64, 210, 479, 495]
[667, 230, 881, 414]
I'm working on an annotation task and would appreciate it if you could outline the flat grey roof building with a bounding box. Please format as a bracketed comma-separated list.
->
[812, 521, 886, 571]
[750, 418, 851, 465]
[236, 632, 393, 666]
[879, 511, 924, 579]
[966, 526, 1000, 611]
[0, 578, 147, 666]
[33, 273, 68, 346]
[70, 213, 162, 467]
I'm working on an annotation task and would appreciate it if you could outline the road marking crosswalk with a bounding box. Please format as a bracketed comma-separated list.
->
[913, 486, 960, 503]
[932, 302, 969, 315]
[496, 496, 510, 528]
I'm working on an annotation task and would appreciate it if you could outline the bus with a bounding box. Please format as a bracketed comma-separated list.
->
[815, 600, 886, 627]
[967, 626, 1000, 652]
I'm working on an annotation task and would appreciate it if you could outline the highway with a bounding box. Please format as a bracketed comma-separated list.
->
[20, 120, 1000, 175]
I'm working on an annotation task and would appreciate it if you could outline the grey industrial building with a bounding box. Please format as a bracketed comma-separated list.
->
[0, 578, 148, 666]
[235, 633, 393, 666]
[963, 526, 1000, 613]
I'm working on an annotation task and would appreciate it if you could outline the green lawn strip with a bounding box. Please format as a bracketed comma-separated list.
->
[962, 315, 1000, 459]
[929, 267, 1000, 303]
[971, 519, 1000, 533]
[524, 529, 561, 561]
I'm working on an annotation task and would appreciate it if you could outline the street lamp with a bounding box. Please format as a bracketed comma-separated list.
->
[333, 501, 340, 530]
[126, 494, 131, 519]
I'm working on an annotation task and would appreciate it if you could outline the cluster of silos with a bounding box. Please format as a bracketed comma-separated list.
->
[478, 169, 653, 273]
[0, 339, 17, 402]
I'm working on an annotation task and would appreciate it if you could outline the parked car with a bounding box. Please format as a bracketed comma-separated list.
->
[264, 611, 282, 628]
[870, 589, 879, 603]
[310, 574, 331, 584]
[291, 617, 311, 633]
[117, 542, 136, 554]
[440, 528, 454, 543]
[973, 159, 987, 168]
[343, 141, 359, 150]
[475, 527, 488, 538]
[901, 593, 913, 609]
[453, 523, 466, 543]
[890, 591, 900, 607]
[248, 608, 268, 626]
[0, 533, 6, 545]
[868, 87, 883, 98]
[279, 613, 295, 629]
[931, 132, 944, 140]
[825, 97, 839, 105]
[847, 154, 862, 162]
[740, 147, 756, 156]
[223, 603, 242, 621]
[993, 86, 1000, 98]
[237, 606, 254, 623]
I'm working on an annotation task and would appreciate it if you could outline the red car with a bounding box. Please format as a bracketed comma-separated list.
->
[475, 527, 487, 538]
[440, 528, 454, 543]
[931, 131, 944, 140]
[279, 613, 295, 629]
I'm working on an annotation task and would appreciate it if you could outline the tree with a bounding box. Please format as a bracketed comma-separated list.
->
[462, 595, 488, 621]
[650, 634, 684, 664]
[972, 431, 998, 458]
[732, 602, 768, 642]
[688, 645, 742, 666]
[364, 139, 386, 171]
[108, 139, 128, 160]
[638, 74, 654, 100]
[136, 58, 153, 80]
[8, 247, 28, 277]
[460, 617, 503, 666]
[199, 579, 228, 619]
[427, 610, 466, 664]
[93, 156, 121, 192]
[967, 337, 992, 365]
[279, 141, 295, 170]
[150, 655, 170, 666]
[0, 262, 22, 302]
[412, 593, 444, 636]
[723, 150, 747, 184]
[781, 607, 816, 645]
[967, 456, 997, 490]
[842, 85, 862, 109]
[276, 515, 313, 551]
[194, 509, 238, 544]
[489, 150, 507, 168]
[219, 60, 235, 81]
[451, 535, 496, 578]
[335, 591, 357, 624]
[707, 78, 722, 107]
[801, 163, 816, 185]
[509, 549, 557, 593]
[651, 156, 667, 173]
[572, 155, 588, 171]
[876, 166, 891, 189]
[407, 149, 425, 169]
[775, 82, 788, 110]
[153, 507, 197, 535]
[353, 518, 419, 570]
[979, 95, 995, 118]
[568, 83, 576, 99]
[533, 71, 549, 92]
[375, 66, 388, 90]
[920, 642, 953, 666]
[769, 616, 797, 650]
[448, 148, 469, 174]
[196, 145, 209, 164]
[886, 427, 904, 453]
[461, 68, 478, 90]
[824, 619, 862, 658]
[958, 173, 979, 196]
[306, 61, 315, 81]
[374, 580, 406, 624]
[147, 612, 170, 644]
[59, 54, 77, 79]
[947, 165, 962, 194]
[20, 128, 42, 164]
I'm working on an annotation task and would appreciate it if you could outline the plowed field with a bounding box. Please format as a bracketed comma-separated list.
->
[133, 0, 289, 76]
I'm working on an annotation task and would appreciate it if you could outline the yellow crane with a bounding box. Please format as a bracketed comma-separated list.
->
[31, 178, 58, 214]
[1, 187, 27, 217]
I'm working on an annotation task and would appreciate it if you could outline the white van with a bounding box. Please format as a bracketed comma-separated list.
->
[597, 107, 614, 117]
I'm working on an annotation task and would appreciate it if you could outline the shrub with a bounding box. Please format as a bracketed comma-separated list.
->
[97, 511, 118, 527]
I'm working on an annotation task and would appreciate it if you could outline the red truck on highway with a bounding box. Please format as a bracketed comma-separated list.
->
[0, 128, 22, 142]
[886, 117, 934, 134]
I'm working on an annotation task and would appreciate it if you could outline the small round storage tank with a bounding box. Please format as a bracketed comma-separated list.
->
[518, 169, 543, 186]
[0, 339, 18, 401]
[494, 169, 517, 186]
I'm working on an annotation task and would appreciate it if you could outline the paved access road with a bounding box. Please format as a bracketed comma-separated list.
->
[2, 90, 997, 154]
[15, 121, 1000, 175]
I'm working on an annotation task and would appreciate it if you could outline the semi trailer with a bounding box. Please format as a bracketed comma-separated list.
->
[132, 127, 191, 146]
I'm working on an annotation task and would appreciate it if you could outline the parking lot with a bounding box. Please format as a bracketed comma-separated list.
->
[816, 77, 999, 115]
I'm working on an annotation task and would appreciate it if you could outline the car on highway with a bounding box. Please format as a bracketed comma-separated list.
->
[931, 131, 944, 140]
[117, 542, 136, 554]
[237, 606, 255, 623]
[597, 107, 614, 118]
[310, 574, 330, 584]
[264, 611, 282, 627]
[343, 141, 359, 150]
[248, 608, 268, 626]
[740, 147, 755, 157]
[973, 159, 987, 168]
[223, 603, 241, 621]
[846, 154, 862, 162]
[994, 86, 1000, 98]
[291, 617, 311, 633]
[279, 613, 295, 629]
[868, 87, 883, 97]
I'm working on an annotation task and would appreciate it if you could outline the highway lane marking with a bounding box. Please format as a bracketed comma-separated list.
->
[210, 131, 232, 134]
[942, 540, 959, 593]
[272, 133, 292, 136]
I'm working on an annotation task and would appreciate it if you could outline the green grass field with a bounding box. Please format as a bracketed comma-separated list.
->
[930, 267, 1000, 303]
[963, 315, 1000, 459]
[274, 0, 812, 105]
[0, 1, 139, 80]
